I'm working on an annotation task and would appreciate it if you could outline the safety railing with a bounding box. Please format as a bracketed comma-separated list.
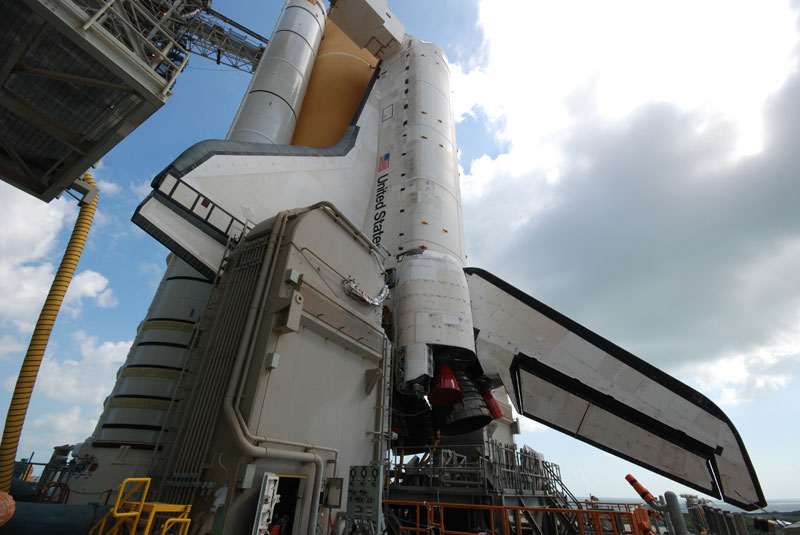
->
[488, 441, 548, 494]
[73, 0, 190, 94]
[390, 448, 489, 494]
[384, 499, 649, 535]
[154, 172, 250, 242]
[569, 502, 642, 513]
[390, 441, 559, 497]
[89, 477, 192, 535]
[90, 477, 150, 535]
[543, 462, 581, 506]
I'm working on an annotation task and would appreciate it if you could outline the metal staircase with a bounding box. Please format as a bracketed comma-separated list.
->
[542, 461, 581, 535]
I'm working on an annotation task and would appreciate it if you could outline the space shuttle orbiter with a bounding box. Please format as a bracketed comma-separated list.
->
[132, 0, 765, 511]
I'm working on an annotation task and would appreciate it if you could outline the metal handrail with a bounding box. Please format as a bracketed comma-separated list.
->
[544, 460, 581, 505]
[390, 441, 558, 496]
[74, 0, 190, 94]
[384, 499, 646, 535]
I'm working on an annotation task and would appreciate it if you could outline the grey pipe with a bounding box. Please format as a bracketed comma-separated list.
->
[648, 493, 687, 535]
[233, 407, 340, 477]
[223, 402, 324, 535]
[665, 492, 689, 535]
[660, 497, 676, 535]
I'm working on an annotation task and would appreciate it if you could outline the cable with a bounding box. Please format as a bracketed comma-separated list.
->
[0, 173, 98, 493]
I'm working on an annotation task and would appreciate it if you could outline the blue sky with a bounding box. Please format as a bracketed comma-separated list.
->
[1, 0, 798, 505]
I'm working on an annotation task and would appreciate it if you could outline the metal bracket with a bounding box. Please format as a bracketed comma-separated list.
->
[272, 290, 304, 334]
[71, 176, 98, 206]
[364, 367, 381, 395]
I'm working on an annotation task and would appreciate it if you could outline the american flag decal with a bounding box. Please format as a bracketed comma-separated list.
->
[378, 152, 390, 172]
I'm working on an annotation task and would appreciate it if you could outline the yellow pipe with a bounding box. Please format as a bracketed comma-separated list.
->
[420, 437, 440, 467]
[0, 172, 98, 493]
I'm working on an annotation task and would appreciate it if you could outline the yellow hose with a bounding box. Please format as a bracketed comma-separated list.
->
[0, 173, 98, 493]
[420, 436, 440, 467]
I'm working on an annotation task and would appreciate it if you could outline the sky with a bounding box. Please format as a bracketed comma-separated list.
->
[1, 0, 799, 506]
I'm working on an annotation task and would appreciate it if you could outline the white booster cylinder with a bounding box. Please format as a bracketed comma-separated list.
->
[88, 257, 212, 446]
[227, 0, 326, 144]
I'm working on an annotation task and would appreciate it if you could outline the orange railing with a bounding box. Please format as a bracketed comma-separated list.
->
[384, 499, 650, 535]
[570, 501, 642, 513]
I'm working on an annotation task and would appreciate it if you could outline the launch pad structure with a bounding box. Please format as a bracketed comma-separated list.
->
[0, 1, 768, 534]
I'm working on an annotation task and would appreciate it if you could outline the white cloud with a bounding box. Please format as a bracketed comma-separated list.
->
[0, 334, 26, 362]
[90, 207, 113, 230]
[96, 180, 120, 197]
[512, 407, 545, 433]
[0, 184, 76, 333]
[96, 288, 118, 308]
[451, 0, 799, 192]
[3, 373, 16, 392]
[139, 261, 163, 275]
[449, 62, 493, 124]
[690, 328, 800, 406]
[450, 0, 800, 410]
[0, 184, 76, 263]
[16, 405, 102, 458]
[30, 406, 99, 443]
[38, 331, 129, 405]
[130, 179, 153, 198]
[139, 261, 165, 289]
[0, 183, 117, 332]
[63, 270, 119, 316]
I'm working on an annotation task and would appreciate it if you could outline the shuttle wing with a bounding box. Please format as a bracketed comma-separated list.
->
[465, 268, 766, 510]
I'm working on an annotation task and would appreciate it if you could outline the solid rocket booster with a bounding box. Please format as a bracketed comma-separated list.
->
[227, 0, 326, 144]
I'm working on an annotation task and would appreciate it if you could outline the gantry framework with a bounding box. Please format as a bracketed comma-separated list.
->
[1, 0, 267, 202]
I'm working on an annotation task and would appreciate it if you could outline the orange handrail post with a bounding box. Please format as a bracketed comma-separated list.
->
[384, 498, 644, 535]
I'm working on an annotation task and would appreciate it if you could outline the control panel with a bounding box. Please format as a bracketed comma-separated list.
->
[345, 465, 383, 532]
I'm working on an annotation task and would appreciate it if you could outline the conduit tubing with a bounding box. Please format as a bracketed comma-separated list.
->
[0, 173, 98, 493]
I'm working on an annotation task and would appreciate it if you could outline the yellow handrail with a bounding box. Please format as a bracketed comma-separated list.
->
[90, 477, 191, 535]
